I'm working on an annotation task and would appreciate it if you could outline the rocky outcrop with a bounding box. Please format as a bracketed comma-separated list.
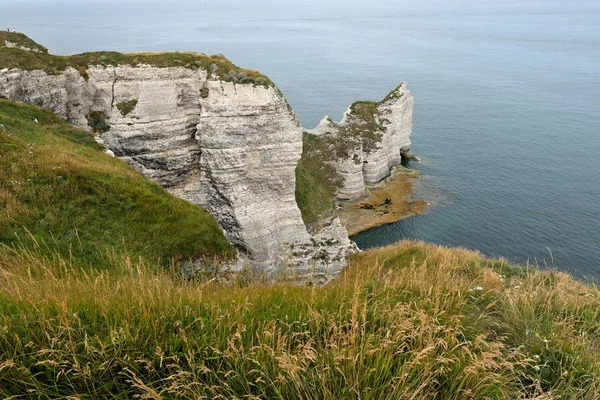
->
[310, 84, 414, 200]
[4, 41, 44, 53]
[1, 31, 49, 54]
[0, 61, 356, 280]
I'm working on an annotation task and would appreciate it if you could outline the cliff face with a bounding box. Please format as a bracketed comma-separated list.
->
[0, 35, 415, 280]
[0, 63, 356, 280]
[310, 84, 414, 200]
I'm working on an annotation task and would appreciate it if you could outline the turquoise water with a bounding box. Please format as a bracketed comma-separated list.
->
[2, 0, 599, 278]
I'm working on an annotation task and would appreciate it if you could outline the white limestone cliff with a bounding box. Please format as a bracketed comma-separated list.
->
[0, 63, 356, 280]
[309, 84, 414, 200]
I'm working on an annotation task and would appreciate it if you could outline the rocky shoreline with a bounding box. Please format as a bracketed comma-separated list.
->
[338, 165, 427, 236]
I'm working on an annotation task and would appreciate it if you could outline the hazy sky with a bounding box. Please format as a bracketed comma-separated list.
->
[0, 0, 592, 11]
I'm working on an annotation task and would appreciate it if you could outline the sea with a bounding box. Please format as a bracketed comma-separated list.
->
[2, 0, 599, 279]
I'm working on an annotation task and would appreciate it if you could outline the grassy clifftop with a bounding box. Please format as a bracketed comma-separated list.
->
[0, 100, 234, 268]
[0, 31, 48, 53]
[0, 31, 272, 86]
[1, 240, 599, 398]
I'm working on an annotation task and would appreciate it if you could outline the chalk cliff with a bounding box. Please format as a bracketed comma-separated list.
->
[0, 59, 356, 280]
[0, 35, 413, 280]
[310, 84, 414, 200]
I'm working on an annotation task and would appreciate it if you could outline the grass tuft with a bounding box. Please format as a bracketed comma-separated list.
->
[115, 99, 138, 117]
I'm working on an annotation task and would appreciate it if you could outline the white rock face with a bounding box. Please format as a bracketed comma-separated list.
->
[310, 84, 414, 200]
[4, 41, 44, 53]
[310, 117, 366, 199]
[0, 64, 356, 279]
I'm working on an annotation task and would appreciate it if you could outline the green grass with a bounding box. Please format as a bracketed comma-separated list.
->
[381, 82, 405, 103]
[0, 30, 48, 53]
[1, 241, 599, 398]
[0, 99, 234, 269]
[346, 101, 384, 154]
[295, 133, 343, 225]
[0, 33, 272, 87]
[115, 99, 138, 117]
[86, 110, 110, 133]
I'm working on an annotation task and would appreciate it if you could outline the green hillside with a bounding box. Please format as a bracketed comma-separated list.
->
[0, 100, 234, 269]
[0, 31, 49, 53]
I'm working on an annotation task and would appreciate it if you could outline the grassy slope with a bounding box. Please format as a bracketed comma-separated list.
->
[0, 31, 272, 86]
[0, 31, 48, 53]
[0, 241, 599, 398]
[0, 100, 233, 268]
[295, 132, 342, 225]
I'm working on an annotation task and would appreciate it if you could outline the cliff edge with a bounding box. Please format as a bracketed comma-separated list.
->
[0, 33, 414, 279]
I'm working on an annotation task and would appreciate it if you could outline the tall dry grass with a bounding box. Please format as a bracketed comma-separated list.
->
[1, 241, 599, 399]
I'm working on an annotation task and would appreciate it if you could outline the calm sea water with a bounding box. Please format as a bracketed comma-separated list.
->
[2, 0, 599, 278]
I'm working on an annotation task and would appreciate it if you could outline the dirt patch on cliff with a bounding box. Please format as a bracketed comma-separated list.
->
[338, 166, 427, 236]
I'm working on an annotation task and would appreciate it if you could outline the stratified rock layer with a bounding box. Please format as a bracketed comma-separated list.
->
[310, 84, 414, 200]
[0, 64, 356, 279]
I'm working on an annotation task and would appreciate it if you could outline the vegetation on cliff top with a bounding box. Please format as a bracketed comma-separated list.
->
[0, 31, 48, 53]
[1, 240, 599, 398]
[314, 84, 407, 163]
[296, 132, 343, 225]
[344, 83, 406, 155]
[0, 100, 234, 269]
[0, 32, 273, 87]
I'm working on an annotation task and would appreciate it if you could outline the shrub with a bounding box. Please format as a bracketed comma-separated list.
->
[115, 99, 138, 117]
[86, 110, 110, 133]
[87, 111, 110, 133]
